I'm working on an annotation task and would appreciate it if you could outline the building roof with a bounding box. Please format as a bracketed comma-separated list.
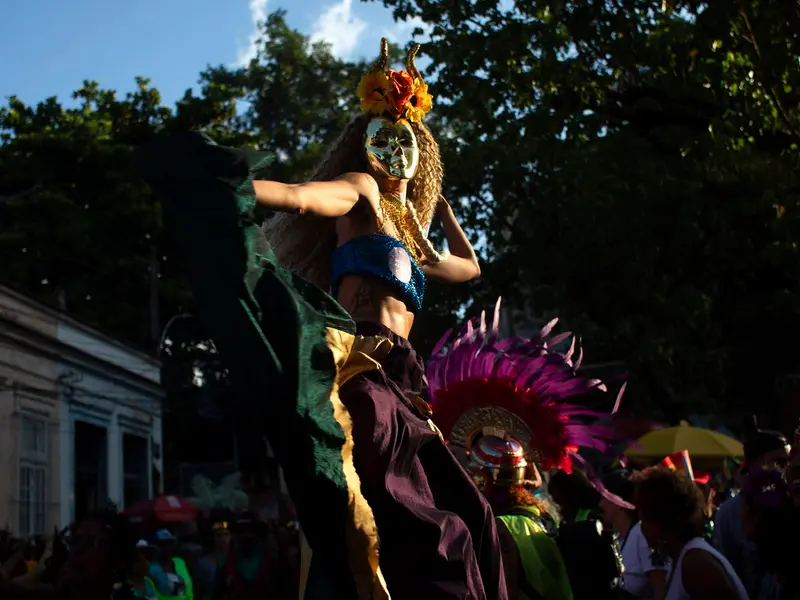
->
[0, 283, 160, 368]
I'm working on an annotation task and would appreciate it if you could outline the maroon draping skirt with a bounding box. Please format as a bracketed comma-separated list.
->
[339, 322, 507, 600]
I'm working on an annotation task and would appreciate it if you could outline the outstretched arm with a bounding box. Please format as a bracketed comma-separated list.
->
[423, 197, 481, 283]
[252, 172, 378, 217]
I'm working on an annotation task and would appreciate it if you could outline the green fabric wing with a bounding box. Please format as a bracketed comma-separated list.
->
[134, 132, 358, 597]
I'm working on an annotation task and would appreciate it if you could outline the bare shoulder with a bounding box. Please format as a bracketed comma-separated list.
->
[682, 548, 742, 599]
[689, 545, 729, 562]
[334, 172, 379, 201]
[682, 547, 718, 576]
[333, 173, 380, 241]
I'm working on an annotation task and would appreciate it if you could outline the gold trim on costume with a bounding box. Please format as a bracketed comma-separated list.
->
[298, 529, 311, 600]
[337, 333, 394, 387]
[303, 329, 391, 600]
[450, 405, 542, 463]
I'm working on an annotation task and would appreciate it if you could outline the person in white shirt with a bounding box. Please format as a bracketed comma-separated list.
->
[600, 470, 667, 600]
[635, 467, 748, 600]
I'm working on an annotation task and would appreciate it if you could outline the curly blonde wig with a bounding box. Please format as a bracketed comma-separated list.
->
[263, 112, 443, 289]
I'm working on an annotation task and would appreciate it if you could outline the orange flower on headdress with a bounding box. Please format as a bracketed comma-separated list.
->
[357, 39, 434, 122]
[356, 70, 393, 116]
[405, 79, 433, 123]
[386, 69, 414, 116]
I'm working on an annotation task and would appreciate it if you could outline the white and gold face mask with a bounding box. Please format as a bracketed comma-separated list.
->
[363, 117, 420, 181]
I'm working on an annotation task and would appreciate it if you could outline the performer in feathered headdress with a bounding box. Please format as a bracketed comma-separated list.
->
[426, 299, 630, 600]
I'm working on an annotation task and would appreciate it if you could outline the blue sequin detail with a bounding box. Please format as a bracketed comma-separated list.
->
[331, 234, 426, 312]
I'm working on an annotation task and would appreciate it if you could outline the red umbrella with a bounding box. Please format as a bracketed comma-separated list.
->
[124, 495, 199, 524]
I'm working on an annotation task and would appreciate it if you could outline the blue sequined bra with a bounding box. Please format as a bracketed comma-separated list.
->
[331, 234, 426, 312]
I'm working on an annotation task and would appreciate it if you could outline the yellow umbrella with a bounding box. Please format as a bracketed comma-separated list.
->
[625, 420, 743, 459]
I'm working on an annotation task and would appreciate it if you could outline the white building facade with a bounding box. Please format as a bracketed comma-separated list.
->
[0, 285, 163, 535]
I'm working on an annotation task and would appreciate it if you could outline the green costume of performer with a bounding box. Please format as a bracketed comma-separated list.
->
[482, 437, 572, 600]
[136, 39, 507, 600]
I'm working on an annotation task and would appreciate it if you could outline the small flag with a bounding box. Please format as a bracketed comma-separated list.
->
[694, 471, 711, 485]
[660, 450, 694, 481]
[659, 455, 677, 471]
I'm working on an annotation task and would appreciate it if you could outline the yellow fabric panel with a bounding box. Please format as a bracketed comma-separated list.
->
[311, 328, 391, 600]
[298, 529, 311, 600]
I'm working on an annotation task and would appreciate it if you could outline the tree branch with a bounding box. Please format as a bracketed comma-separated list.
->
[738, 5, 800, 139]
[0, 184, 43, 204]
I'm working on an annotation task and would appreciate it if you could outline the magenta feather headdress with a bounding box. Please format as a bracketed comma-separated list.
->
[427, 298, 626, 475]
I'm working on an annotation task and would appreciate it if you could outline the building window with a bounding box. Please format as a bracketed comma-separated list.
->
[74, 421, 108, 521]
[123, 434, 149, 508]
[19, 463, 46, 535]
[21, 416, 47, 458]
[19, 415, 48, 535]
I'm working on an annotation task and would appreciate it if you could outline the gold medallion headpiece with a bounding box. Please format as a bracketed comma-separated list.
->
[356, 38, 434, 123]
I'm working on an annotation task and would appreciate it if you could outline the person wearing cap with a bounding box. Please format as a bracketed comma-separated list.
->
[194, 522, 230, 600]
[550, 469, 626, 600]
[113, 541, 158, 600]
[600, 470, 667, 600]
[148, 529, 193, 600]
[547, 469, 603, 524]
[212, 512, 278, 600]
[713, 425, 790, 598]
[469, 435, 571, 600]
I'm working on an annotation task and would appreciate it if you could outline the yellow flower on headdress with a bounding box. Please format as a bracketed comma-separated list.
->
[357, 71, 393, 115]
[357, 40, 434, 122]
[405, 79, 434, 123]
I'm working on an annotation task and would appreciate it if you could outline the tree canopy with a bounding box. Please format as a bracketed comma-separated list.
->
[0, 12, 375, 349]
[367, 0, 800, 420]
[1, 3, 799, 425]
[0, 12, 414, 465]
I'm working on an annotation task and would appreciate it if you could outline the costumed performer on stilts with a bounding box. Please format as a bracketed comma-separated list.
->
[426, 299, 633, 600]
[135, 39, 507, 600]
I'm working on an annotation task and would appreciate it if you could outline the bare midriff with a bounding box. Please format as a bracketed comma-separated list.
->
[336, 274, 415, 339]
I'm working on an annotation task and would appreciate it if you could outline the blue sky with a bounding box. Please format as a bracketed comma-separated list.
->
[0, 0, 427, 108]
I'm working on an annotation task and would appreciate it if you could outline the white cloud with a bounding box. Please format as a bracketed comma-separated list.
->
[384, 16, 431, 43]
[235, 0, 269, 67]
[310, 0, 367, 59]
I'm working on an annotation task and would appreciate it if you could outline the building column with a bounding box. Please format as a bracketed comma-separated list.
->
[58, 402, 72, 528]
[0, 389, 15, 532]
[152, 415, 163, 496]
[147, 433, 153, 498]
[106, 412, 122, 507]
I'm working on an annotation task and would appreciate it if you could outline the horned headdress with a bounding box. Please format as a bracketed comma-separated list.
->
[356, 38, 433, 123]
